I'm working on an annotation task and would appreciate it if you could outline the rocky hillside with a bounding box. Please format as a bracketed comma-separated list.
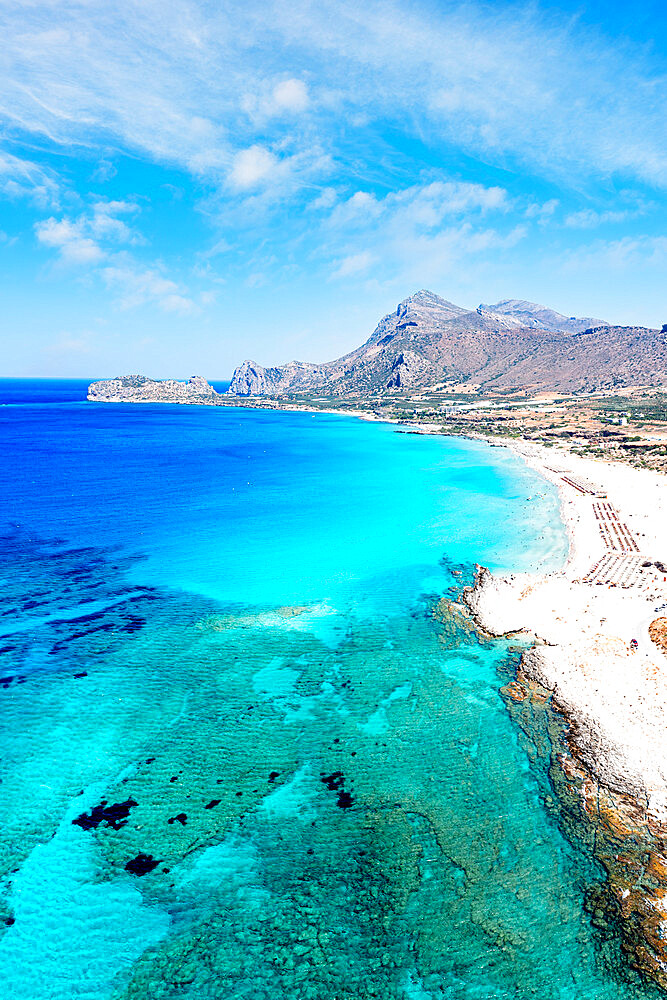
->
[228, 290, 667, 395]
[88, 375, 220, 403]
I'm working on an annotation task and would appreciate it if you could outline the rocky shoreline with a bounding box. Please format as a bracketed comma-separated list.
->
[500, 663, 667, 990]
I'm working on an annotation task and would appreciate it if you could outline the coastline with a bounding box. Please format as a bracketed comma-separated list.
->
[88, 389, 667, 985]
[462, 436, 667, 800]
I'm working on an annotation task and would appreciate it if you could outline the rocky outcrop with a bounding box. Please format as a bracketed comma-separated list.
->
[87, 375, 219, 403]
[227, 360, 324, 396]
[227, 288, 667, 397]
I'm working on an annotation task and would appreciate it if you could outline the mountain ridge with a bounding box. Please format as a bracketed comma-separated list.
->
[229, 290, 665, 395]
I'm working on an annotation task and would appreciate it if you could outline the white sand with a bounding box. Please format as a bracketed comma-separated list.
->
[464, 439, 667, 822]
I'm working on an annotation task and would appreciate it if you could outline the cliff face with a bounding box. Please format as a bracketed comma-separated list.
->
[88, 375, 219, 403]
[227, 289, 667, 396]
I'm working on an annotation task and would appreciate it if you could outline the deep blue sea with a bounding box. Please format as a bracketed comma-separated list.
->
[0, 379, 658, 999]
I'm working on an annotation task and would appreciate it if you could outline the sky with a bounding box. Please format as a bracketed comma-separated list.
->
[1, 0, 666, 378]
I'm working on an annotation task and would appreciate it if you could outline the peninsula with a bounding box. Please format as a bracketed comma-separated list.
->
[87, 374, 218, 404]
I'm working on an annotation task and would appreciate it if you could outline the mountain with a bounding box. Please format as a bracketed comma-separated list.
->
[229, 290, 665, 395]
[86, 292, 666, 404]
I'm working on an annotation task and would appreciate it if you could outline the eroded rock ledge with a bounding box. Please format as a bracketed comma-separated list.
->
[505, 669, 667, 990]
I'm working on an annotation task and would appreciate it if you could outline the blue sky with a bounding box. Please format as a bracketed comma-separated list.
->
[1, 0, 666, 378]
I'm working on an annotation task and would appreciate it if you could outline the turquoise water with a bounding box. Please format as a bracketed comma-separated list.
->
[0, 383, 658, 998]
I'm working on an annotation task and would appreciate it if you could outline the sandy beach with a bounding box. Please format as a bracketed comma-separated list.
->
[459, 437, 667, 985]
[464, 441, 667, 800]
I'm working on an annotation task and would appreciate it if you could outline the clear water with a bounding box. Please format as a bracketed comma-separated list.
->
[0, 381, 657, 999]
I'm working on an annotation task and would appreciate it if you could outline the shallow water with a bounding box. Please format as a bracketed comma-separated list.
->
[0, 383, 658, 998]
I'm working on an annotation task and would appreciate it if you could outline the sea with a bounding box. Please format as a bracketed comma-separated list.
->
[0, 378, 659, 999]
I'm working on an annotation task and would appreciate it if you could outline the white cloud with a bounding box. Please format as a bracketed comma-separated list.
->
[35, 199, 196, 313]
[327, 191, 381, 227]
[525, 198, 559, 223]
[243, 78, 310, 120]
[35, 217, 80, 249]
[89, 200, 141, 242]
[229, 145, 280, 189]
[323, 177, 521, 286]
[102, 264, 197, 313]
[327, 180, 507, 233]
[35, 217, 105, 264]
[0, 149, 60, 207]
[564, 236, 667, 272]
[34, 200, 141, 264]
[564, 207, 643, 229]
[309, 186, 337, 210]
[389, 181, 508, 222]
[272, 78, 309, 113]
[331, 250, 375, 279]
[90, 159, 117, 183]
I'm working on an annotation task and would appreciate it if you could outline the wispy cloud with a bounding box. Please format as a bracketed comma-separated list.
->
[0, 0, 665, 194]
[44, 333, 94, 358]
[34, 199, 197, 313]
[564, 206, 648, 229]
[331, 250, 375, 279]
[35, 200, 140, 264]
[525, 199, 559, 224]
[36, 216, 105, 264]
[89, 200, 141, 241]
[241, 78, 310, 122]
[564, 235, 667, 272]
[325, 181, 507, 231]
[0, 149, 60, 206]
[229, 145, 280, 190]
[101, 264, 196, 314]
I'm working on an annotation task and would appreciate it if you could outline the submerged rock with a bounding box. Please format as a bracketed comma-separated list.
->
[124, 853, 160, 876]
[73, 798, 138, 831]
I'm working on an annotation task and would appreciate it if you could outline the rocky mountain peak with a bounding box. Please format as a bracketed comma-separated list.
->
[397, 289, 468, 318]
[479, 298, 608, 334]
